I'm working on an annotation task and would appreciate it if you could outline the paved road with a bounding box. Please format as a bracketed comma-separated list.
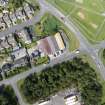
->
[38, 0, 105, 80]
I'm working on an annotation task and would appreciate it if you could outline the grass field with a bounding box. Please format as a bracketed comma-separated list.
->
[47, 0, 105, 43]
[34, 13, 79, 51]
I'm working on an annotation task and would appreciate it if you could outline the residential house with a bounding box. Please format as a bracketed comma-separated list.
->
[7, 34, 19, 50]
[18, 28, 32, 44]
[15, 8, 26, 22]
[0, 37, 10, 49]
[24, 4, 34, 19]
[10, 13, 17, 25]
[11, 48, 27, 61]
[0, 17, 6, 31]
[13, 57, 27, 68]
[3, 13, 12, 28]
[0, 0, 8, 7]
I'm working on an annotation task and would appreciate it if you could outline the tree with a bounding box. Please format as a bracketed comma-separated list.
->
[20, 58, 102, 105]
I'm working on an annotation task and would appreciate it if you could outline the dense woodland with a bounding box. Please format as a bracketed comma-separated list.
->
[103, 49, 105, 58]
[0, 85, 19, 105]
[20, 58, 102, 105]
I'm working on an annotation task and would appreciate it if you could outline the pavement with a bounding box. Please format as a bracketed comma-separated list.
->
[0, 0, 105, 105]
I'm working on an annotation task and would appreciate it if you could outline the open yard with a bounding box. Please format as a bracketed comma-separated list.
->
[47, 0, 105, 43]
[34, 13, 79, 51]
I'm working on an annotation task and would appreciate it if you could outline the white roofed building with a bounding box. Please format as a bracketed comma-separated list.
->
[11, 48, 27, 61]
[64, 95, 81, 105]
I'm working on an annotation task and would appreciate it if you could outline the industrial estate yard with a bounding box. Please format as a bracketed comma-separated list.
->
[0, 0, 105, 105]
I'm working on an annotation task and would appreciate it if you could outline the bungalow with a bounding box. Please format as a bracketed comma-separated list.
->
[15, 8, 26, 22]
[7, 34, 18, 50]
[3, 13, 12, 28]
[11, 48, 27, 61]
[0, 0, 8, 7]
[0, 37, 10, 49]
[0, 18, 6, 31]
[17, 28, 32, 44]
[10, 13, 17, 25]
[24, 4, 34, 19]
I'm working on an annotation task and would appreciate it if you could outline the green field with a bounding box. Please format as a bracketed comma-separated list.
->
[47, 0, 105, 43]
[34, 13, 79, 51]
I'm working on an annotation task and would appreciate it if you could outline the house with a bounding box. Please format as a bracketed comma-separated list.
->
[0, 37, 10, 49]
[10, 13, 17, 25]
[15, 8, 26, 21]
[24, 4, 34, 19]
[54, 32, 65, 50]
[37, 32, 65, 57]
[0, 17, 6, 31]
[13, 57, 27, 68]
[18, 28, 32, 44]
[0, 0, 8, 7]
[64, 95, 80, 105]
[3, 13, 12, 28]
[11, 48, 27, 61]
[2, 63, 13, 71]
[7, 34, 18, 50]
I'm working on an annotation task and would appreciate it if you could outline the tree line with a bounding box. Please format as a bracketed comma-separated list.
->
[20, 57, 102, 105]
[0, 85, 19, 105]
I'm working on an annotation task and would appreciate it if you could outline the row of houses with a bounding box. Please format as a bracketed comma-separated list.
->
[0, 28, 33, 51]
[1, 29, 66, 72]
[0, 3, 35, 31]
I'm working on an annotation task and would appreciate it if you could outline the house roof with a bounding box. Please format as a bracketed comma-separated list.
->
[11, 48, 26, 60]
[37, 32, 65, 55]
[18, 29, 31, 44]
[54, 32, 65, 50]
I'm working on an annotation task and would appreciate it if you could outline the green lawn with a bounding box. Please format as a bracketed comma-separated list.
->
[34, 56, 49, 65]
[47, 0, 105, 43]
[47, 0, 75, 15]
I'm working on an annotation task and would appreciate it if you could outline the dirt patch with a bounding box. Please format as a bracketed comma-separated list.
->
[77, 11, 85, 20]
[90, 22, 98, 29]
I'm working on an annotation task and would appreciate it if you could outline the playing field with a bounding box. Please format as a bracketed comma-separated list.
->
[47, 0, 105, 43]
